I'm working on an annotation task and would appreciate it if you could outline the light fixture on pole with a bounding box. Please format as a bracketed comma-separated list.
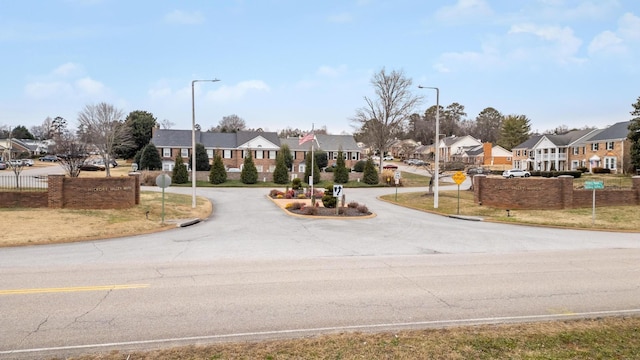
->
[191, 79, 220, 208]
[418, 85, 440, 209]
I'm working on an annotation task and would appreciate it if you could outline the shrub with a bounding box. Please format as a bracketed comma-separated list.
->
[324, 166, 334, 172]
[577, 166, 588, 173]
[270, 189, 284, 197]
[172, 154, 189, 184]
[297, 193, 307, 199]
[241, 152, 258, 184]
[363, 158, 379, 185]
[333, 149, 350, 184]
[288, 202, 304, 210]
[592, 167, 611, 174]
[209, 152, 227, 184]
[381, 169, 402, 186]
[302, 206, 318, 215]
[291, 177, 302, 190]
[322, 185, 337, 208]
[347, 201, 359, 208]
[357, 204, 369, 213]
[352, 160, 366, 172]
[443, 161, 465, 171]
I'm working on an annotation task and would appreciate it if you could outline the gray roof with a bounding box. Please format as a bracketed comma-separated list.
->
[151, 129, 280, 149]
[512, 134, 543, 150]
[280, 134, 359, 152]
[464, 145, 484, 156]
[545, 129, 598, 146]
[585, 121, 630, 142]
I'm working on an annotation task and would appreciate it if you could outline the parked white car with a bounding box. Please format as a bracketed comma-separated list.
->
[383, 155, 394, 161]
[502, 169, 531, 178]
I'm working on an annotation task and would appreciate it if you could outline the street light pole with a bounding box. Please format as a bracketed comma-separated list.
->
[191, 79, 220, 208]
[418, 85, 440, 209]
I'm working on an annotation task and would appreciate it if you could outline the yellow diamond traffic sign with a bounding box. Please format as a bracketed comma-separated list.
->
[452, 171, 466, 185]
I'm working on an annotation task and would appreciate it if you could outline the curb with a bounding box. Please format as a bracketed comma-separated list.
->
[177, 218, 201, 227]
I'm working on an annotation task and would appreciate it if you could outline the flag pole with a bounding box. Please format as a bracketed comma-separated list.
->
[311, 123, 314, 198]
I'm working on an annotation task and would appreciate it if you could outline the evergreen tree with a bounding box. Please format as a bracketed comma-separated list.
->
[628, 97, 640, 172]
[189, 143, 211, 171]
[120, 110, 157, 159]
[209, 152, 227, 184]
[363, 158, 379, 185]
[497, 114, 531, 150]
[172, 154, 189, 184]
[280, 143, 294, 171]
[240, 152, 258, 184]
[303, 150, 321, 184]
[139, 143, 162, 170]
[272, 151, 289, 184]
[333, 149, 349, 184]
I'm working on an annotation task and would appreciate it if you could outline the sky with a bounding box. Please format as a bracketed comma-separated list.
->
[1, 0, 639, 136]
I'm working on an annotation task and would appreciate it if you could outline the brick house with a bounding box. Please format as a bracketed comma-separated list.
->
[511, 122, 632, 174]
[150, 129, 361, 174]
[439, 135, 482, 163]
[581, 121, 631, 174]
[461, 143, 512, 166]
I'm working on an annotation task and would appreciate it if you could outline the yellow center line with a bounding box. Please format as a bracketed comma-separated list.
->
[0, 284, 150, 295]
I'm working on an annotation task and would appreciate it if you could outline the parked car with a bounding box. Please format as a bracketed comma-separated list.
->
[21, 159, 34, 166]
[79, 163, 104, 171]
[8, 159, 23, 167]
[383, 155, 394, 161]
[39, 155, 59, 162]
[0, 161, 6, 170]
[383, 164, 398, 170]
[467, 167, 489, 175]
[502, 169, 531, 178]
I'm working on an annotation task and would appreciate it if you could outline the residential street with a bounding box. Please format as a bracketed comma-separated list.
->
[1, 185, 639, 359]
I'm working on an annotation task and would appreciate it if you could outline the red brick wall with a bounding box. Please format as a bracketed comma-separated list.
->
[474, 175, 640, 209]
[0, 174, 140, 209]
[0, 192, 48, 208]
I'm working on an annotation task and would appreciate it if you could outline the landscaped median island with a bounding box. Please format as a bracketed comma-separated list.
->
[269, 188, 374, 218]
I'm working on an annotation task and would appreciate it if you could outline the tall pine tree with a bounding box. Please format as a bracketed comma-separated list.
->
[272, 151, 289, 184]
[333, 149, 349, 184]
[209, 151, 227, 184]
[628, 96, 640, 172]
[241, 152, 258, 184]
[172, 154, 189, 184]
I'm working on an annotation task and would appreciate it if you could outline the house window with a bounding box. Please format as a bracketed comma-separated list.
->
[268, 165, 276, 172]
[523, 150, 527, 157]
[516, 150, 520, 156]
[573, 147, 579, 155]
[223, 150, 232, 159]
[269, 150, 277, 159]
[256, 150, 264, 159]
[162, 148, 171, 157]
[256, 165, 263, 172]
[591, 143, 599, 151]
[181, 148, 189, 157]
[162, 162, 174, 171]
[604, 157, 616, 170]
[298, 164, 306, 173]
[606, 141, 614, 150]
[242, 150, 247, 159]
[207, 149, 214, 159]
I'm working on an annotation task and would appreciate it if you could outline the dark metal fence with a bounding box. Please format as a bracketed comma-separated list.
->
[0, 175, 48, 191]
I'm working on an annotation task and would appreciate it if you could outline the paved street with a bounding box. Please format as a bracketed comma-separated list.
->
[1, 184, 639, 359]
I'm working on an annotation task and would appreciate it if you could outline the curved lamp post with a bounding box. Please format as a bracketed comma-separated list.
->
[192, 79, 220, 208]
[418, 85, 439, 209]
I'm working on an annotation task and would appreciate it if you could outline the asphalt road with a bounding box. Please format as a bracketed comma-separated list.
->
[1, 185, 639, 359]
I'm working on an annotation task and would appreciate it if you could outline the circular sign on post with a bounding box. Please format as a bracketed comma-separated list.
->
[155, 174, 172, 188]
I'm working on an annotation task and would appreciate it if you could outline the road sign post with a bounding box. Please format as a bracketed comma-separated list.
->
[155, 174, 172, 224]
[584, 180, 604, 225]
[394, 171, 401, 201]
[452, 171, 467, 214]
[333, 185, 343, 215]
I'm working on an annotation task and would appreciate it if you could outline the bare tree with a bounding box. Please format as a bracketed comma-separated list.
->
[55, 131, 89, 177]
[210, 114, 246, 133]
[160, 118, 175, 129]
[51, 116, 67, 138]
[351, 68, 421, 171]
[77, 102, 132, 177]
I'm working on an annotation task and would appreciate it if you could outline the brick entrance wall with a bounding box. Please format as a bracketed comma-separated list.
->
[473, 175, 640, 209]
[0, 174, 140, 209]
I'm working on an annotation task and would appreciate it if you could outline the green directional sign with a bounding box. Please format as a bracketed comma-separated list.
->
[584, 180, 604, 190]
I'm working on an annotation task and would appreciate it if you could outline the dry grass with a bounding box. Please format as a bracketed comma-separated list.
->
[59, 317, 640, 360]
[382, 190, 640, 231]
[0, 192, 211, 247]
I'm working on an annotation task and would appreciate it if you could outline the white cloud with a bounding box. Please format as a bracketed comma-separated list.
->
[508, 23, 583, 63]
[316, 65, 347, 77]
[148, 81, 172, 99]
[588, 30, 624, 55]
[75, 77, 105, 95]
[24, 82, 73, 99]
[208, 80, 270, 102]
[164, 10, 204, 25]
[53, 62, 82, 77]
[328, 12, 352, 23]
[534, 0, 620, 21]
[435, 0, 493, 22]
[618, 12, 640, 41]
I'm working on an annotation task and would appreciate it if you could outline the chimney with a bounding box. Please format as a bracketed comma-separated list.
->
[483, 143, 492, 165]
